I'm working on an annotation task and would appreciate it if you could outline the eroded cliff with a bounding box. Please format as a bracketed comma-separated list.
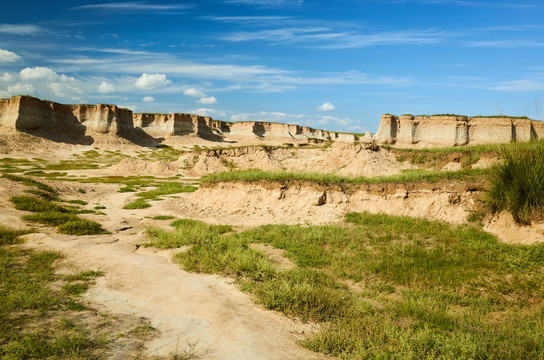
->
[376, 114, 544, 147]
[0, 96, 354, 146]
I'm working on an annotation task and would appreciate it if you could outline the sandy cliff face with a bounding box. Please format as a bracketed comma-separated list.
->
[0, 96, 355, 146]
[376, 113, 544, 147]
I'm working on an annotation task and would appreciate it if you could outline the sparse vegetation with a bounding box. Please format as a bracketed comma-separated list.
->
[6, 179, 107, 235]
[146, 213, 544, 359]
[201, 168, 487, 185]
[136, 182, 198, 200]
[0, 227, 108, 358]
[123, 198, 151, 209]
[152, 215, 175, 220]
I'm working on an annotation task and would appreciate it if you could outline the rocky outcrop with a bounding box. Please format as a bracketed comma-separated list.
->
[376, 114, 544, 147]
[0, 96, 357, 145]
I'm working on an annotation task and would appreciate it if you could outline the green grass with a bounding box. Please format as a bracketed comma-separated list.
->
[0, 226, 34, 246]
[152, 215, 175, 220]
[144, 219, 233, 249]
[122, 182, 197, 209]
[58, 219, 108, 236]
[135, 145, 181, 162]
[487, 140, 544, 223]
[136, 182, 198, 199]
[0, 227, 107, 358]
[2, 174, 57, 195]
[123, 199, 151, 209]
[146, 213, 544, 359]
[201, 168, 487, 185]
[11, 196, 70, 213]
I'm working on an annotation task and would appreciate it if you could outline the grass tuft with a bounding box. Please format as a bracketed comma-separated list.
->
[487, 140, 544, 223]
[123, 199, 151, 209]
[58, 219, 108, 236]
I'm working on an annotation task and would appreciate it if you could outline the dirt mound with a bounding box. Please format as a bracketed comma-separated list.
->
[109, 158, 180, 176]
[178, 142, 412, 178]
[171, 180, 481, 227]
[484, 212, 544, 245]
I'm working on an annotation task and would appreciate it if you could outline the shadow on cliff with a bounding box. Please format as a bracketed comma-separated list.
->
[18, 124, 95, 146]
[119, 127, 163, 147]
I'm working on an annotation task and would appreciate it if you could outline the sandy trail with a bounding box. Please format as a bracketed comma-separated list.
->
[17, 182, 325, 360]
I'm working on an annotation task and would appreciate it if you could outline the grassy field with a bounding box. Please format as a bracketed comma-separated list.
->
[3, 175, 107, 236]
[201, 168, 487, 185]
[0, 226, 106, 358]
[146, 214, 544, 359]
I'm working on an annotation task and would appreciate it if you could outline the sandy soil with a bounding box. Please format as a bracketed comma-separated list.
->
[1, 133, 541, 359]
[3, 179, 325, 359]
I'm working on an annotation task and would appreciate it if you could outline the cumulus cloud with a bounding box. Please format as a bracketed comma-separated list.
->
[0, 49, 21, 63]
[183, 88, 206, 97]
[198, 96, 217, 104]
[2, 66, 85, 101]
[7, 83, 35, 95]
[1, 73, 14, 82]
[229, 110, 357, 130]
[98, 81, 116, 93]
[49, 82, 84, 98]
[192, 108, 226, 118]
[134, 73, 172, 89]
[316, 102, 335, 112]
[143, 96, 155, 102]
[20, 67, 58, 81]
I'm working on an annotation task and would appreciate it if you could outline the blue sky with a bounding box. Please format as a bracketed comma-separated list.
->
[0, 0, 543, 132]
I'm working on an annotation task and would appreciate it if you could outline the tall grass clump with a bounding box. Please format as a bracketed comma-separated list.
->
[487, 140, 544, 223]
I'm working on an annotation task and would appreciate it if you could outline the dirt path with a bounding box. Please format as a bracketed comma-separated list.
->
[17, 183, 325, 359]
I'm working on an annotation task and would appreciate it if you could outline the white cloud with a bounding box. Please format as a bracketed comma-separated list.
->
[98, 81, 116, 93]
[49, 82, 84, 99]
[1, 73, 14, 82]
[143, 96, 155, 102]
[229, 110, 357, 130]
[0, 49, 21, 63]
[317, 102, 335, 112]
[134, 73, 172, 89]
[20, 67, 58, 81]
[5, 66, 85, 101]
[183, 88, 206, 97]
[489, 79, 544, 91]
[192, 108, 226, 118]
[198, 96, 217, 104]
[0, 24, 41, 35]
[7, 83, 35, 95]
[72, 2, 194, 11]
